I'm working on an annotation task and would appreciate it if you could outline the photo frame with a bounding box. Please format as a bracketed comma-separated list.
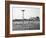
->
[5, 1, 45, 37]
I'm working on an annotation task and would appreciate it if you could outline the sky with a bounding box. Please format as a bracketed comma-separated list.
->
[12, 5, 40, 19]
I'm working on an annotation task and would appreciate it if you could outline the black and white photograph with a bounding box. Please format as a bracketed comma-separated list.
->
[12, 7, 40, 30]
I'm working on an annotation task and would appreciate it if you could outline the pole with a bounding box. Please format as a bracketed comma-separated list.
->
[21, 10, 25, 27]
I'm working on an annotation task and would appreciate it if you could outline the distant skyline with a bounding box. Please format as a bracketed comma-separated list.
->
[12, 7, 40, 19]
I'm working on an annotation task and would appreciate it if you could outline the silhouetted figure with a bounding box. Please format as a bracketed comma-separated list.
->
[36, 16, 40, 21]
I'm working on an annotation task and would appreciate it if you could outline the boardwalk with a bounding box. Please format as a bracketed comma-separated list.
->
[12, 20, 40, 31]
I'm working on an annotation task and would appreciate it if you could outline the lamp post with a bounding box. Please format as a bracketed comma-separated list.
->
[21, 10, 25, 27]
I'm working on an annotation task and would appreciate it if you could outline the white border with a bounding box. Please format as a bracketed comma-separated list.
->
[10, 4, 43, 34]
